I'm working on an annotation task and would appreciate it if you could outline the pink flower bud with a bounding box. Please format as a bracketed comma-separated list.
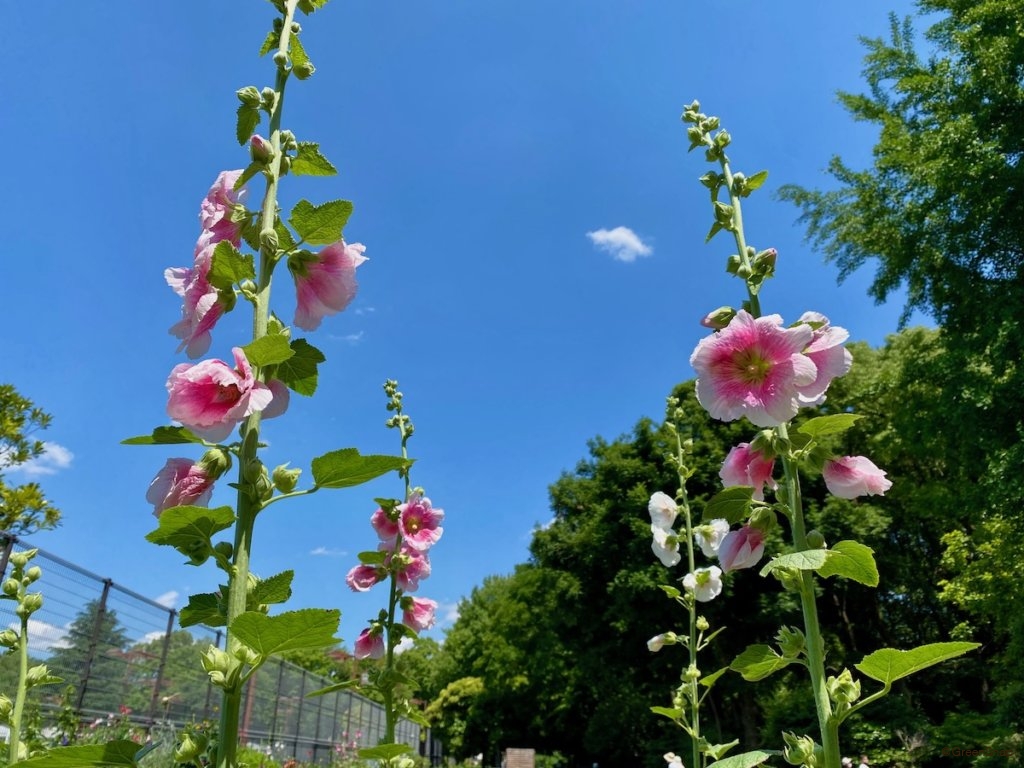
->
[823, 456, 892, 499]
[290, 240, 367, 331]
[354, 628, 384, 660]
[717, 525, 765, 572]
[401, 596, 438, 632]
[720, 443, 776, 501]
[146, 458, 215, 517]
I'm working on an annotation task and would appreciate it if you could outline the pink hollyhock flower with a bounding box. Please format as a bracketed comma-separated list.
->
[690, 310, 816, 427]
[387, 545, 431, 592]
[199, 170, 245, 246]
[648, 491, 678, 531]
[166, 237, 224, 359]
[399, 494, 444, 551]
[371, 507, 400, 544]
[166, 347, 288, 442]
[354, 627, 385, 660]
[402, 596, 438, 631]
[345, 564, 383, 592]
[720, 443, 776, 501]
[717, 525, 765, 572]
[693, 518, 730, 559]
[682, 565, 724, 602]
[795, 312, 853, 405]
[146, 458, 215, 517]
[823, 456, 893, 499]
[291, 240, 367, 331]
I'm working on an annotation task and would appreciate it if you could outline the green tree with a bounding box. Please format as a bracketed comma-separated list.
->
[0, 384, 61, 534]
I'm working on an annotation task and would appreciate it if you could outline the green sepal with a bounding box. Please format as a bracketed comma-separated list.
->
[24, 664, 63, 690]
[251, 570, 294, 606]
[11, 739, 147, 767]
[121, 426, 204, 446]
[702, 486, 754, 525]
[230, 608, 340, 661]
[358, 744, 412, 761]
[289, 199, 353, 245]
[236, 104, 261, 146]
[292, 142, 338, 176]
[297, 0, 330, 13]
[729, 644, 794, 681]
[707, 750, 779, 768]
[311, 448, 410, 489]
[208, 241, 255, 291]
[306, 678, 358, 698]
[855, 641, 980, 685]
[180, 592, 225, 628]
[742, 170, 769, 195]
[242, 334, 295, 368]
[145, 506, 235, 564]
[275, 338, 326, 396]
[796, 413, 863, 439]
[258, 30, 280, 56]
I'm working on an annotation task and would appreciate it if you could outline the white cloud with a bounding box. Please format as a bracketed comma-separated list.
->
[438, 601, 460, 625]
[354, 307, 376, 316]
[343, 331, 364, 344]
[310, 546, 346, 557]
[9, 619, 72, 653]
[154, 590, 179, 609]
[141, 630, 167, 645]
[586, 226, 653, 263]
[5, 442, 74, 477]
[394, 636, 415, 655]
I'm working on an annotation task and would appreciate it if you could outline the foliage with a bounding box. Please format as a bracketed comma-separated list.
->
[0, 384, 61, 534]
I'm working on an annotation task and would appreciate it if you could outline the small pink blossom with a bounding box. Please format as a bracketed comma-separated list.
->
[291, 241, 367, 331]
[371, 507, 400, 544]
[353, 628, 385, 660]
[717, 525, 765, 572]
[345, 564, 383, 592]
[402, 596, 438, 632]
[823, 456, 892, 499]
[399, 494, 444, 551]
[795, 312, 853, 405]
[690, 310, 816, 427]
[166, 347, 287, 442]
[388, 545, 431, 592]
[166, 237, 224, 359]
[720, 443, 776, 501]
[199, 170, 245, 246]
[146, 458, 215, 517]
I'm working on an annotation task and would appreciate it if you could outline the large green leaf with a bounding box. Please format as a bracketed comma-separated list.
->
[251, 570, 294, 606]
[292, 142, 337, 176]
[855, 642, 980, 685]
[708, 750, 779, 768]
[179, 592, 225, 628]
[760, 549, 827, 577]
[275, 338, 325, 396]
[230, 608, 340, 659]
[817, 540, 879, 586]
[236, 104, 261, 146]
[208, 242, 255, 290]
[702, 486, 753, 524]
[311, 448, 409, 489]
[729, 644, 794, 681]
[145, 506, 235, 558]
[289, 199, 353, 245]
[796, 413, 863, 439]
[12, 740, 147, 767]
[242, 334, 295, 368]
[121, 426, 204, 445]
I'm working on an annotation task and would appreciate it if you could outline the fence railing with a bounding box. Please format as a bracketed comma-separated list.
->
[0, 532, 440, 765]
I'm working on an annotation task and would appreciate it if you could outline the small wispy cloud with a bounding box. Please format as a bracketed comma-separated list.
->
[10, 619, 71, 653]
[310, 546, 346, 557]
[438, 601, 460, 625]
[354, 307, 376, 316]
[154, 590, 179, 609]
[5, 442, 74, 477]
[586, 226, 653, 263]
[343, 331, 364, 344]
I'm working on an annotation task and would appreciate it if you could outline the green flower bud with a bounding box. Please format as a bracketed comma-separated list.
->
[272, 463, 302, 493]
[775, 626, 805, 659]
[260, 228, 280, 253]
[805, 530, 826, 549]
[0, 629, 19, 648]
[773, 565, 803, 593]
[174, 732, 207, 763]
[213, 541, 233, 561]
[201, 646, 241, 690]
[684, 663, 701, 681]
[25, 566, 42, 583]
[294, 61, 316, 80]
[0, 694, 12, 722]
[236, 86, 262, 107]
[782, 732, 817, 767]
[242, 458, 264, 484]
[198, 447, 233, 480]
[273, 51, 288, 68]
[2, 579, 20, 597]
[9, 551, 30, 568]
[22, 593, 43, 614]
[25, 663, 54, 687]
[748, 505, 777, 533]
[696, 616, 710, 632]
[261, 87, 277, 110]
[827, 668, 861, 705]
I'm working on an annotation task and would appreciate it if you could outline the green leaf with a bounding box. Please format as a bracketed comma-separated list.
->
[704, 740, 740, 760]
[292, 142, 338, 176]
[311, 448, 409, 489]
[241, 334, 295, 368]
[707, 749, 779, 768]
[760, 549, 828, 577]
[649, 705, 679, 720]
[703, 486, 754, 525]
[13, 740, 144, 767]
[307, 679, 358, 698]
[121, 426, 204, 446]
[658, 584, 681, 599]
[699, 666, 729, 688]
[729, 644, 794, 681]
[705, 221, 724, 243]
[855, 641, 980, 685]
[235, 162, 263, 192]
[145, 506, 235, 559]
[818, 540, 879, 586]
[276, 220, 298, 251]
[208, 241, 255, 291]
[289, 199, 353, 245]
[236, 104, 261, 146]
[289, 34, 311, 70]
[359, 744, 413, 761]
[251, 570, 294, 606]
[180, 592, 225, 628]
[230, 608, 340, 660]
[744, 170, 769, 193]
[797, 413, 863, 439]
[297, 0, 330, 14]
[275, 338, 326, 396]
[358, 550, 387, 565]
[258, 30, 279, 56]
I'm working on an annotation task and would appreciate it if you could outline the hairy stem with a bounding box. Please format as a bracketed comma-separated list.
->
[718, 156, 762, 318]
[8, 613, 29, 764]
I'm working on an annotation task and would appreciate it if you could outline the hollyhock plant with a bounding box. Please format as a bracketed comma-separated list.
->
[166, 347, 288, 442]
[399, 493, 444, 551]
[693, 518, 730, 559]
[682, 565, 724, 602]
[823, 456, 893, 499]
[391, 545, 432, 593]
[146, 458, 215, 517]
[290, 240, 367, 331]
[199, 169, 245, 246]
[795, 311, 854, 405]
[354, 627, 385, 660]
[690, 310, 816, 427]
[401, 595, 438, 632]
[720, 442, 776, 500]
[717, 525, 765, 572]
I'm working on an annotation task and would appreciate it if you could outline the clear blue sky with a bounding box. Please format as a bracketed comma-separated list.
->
[2, 1, 927, 650]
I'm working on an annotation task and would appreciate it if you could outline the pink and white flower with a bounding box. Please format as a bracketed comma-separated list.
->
[166, 347, 288, 442]
[371, 507, 400, 544]
[354, 627, 385, 660]
[166, 237, 224, 359]
[795, 312, 853, 405]
[690, 310, 816, 427]
[345, 564, 383, 592]
[823, 456, 892, 499]
[146, 458, 215, 517]
[693, 518, 730, 559]
[648, 491, 678, 531]
[682, 566, 724, 602]
[399, 494, 444, 551]
[199, 170, 245, 246]
[387, 545, 431, 593]
[291, 240, 367, 331]
[402, 596, 438, 632]
[717, 525, 765, 572]
[720, 443, 776, 501]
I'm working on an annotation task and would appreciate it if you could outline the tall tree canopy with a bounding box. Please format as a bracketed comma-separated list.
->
[0, 384, 61, 534]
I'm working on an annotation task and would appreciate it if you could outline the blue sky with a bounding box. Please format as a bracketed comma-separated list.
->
[2, 1, 928, 651]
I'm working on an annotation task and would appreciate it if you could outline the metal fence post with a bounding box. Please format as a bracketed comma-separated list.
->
[295, 669, 307, 760]
[0, 532, 16, 577]
[147, 609, 176, 725]
[270, 660, 284, 748]
[75, 578, 112, 713]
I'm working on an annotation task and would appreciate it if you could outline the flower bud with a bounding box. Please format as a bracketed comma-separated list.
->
[684, 663, 701, 681]
[773, 565, 803, 593]
[0, 629, 19, 648]
[22, 593, 43, 614]
[273, 51, 288, 68]
[805, 530, 826, 549]
[213, 541, 233, 561]
[236, 86, 262, 107]
[272, 463, 302, 493]
[696, 616, 710, 632]
[25, 663, 54, 687]
[250, 134, 272, 164]
[2, 579, 20, 597]
[827, 668, 861, 705]
[293, 62, 316, 80]
[242, 458, 264, 484]
[700, 306, 736, 330]
[25, 566, 42, 583]
[0, 694, 12, 722]
[9, 551, 30, 568]
[260, 228, 280, 253]
[198, 448, 233, 481]
[261, 87, 277, 110]
[174, 731, 208, 763]
[647, 632, 676, 652]
[201, 646, 241, 690]
[782, 732, 817, 767]
[775, 626, 805, 659]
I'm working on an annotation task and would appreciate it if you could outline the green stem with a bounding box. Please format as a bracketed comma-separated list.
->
[218, 4, 299, 767]
[717, 156, 762, 318]
[8, 614, 29, 765]
[674, 430, 702, 768]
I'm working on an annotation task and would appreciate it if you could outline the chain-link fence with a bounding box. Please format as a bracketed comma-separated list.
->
[0, 532, 440, 765]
